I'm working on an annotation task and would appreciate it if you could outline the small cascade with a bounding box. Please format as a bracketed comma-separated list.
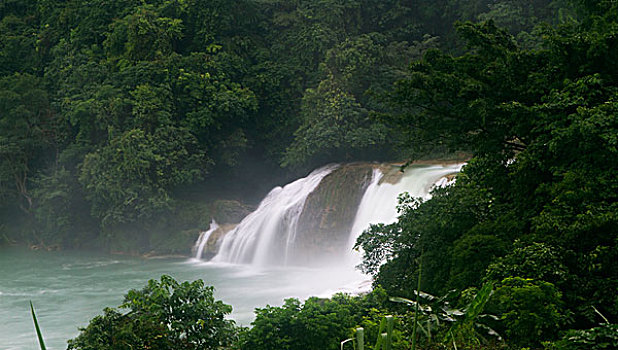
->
[346, 164, 464, 257]
[212, 165, 338, 266]
[194, 220, 219, 260]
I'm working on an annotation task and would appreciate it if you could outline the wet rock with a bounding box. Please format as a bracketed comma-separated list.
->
[205, 223, 237, 258]
[210, 200, 254, 224]
[378, 163, 405, 185]
[294, 163, 374, 264]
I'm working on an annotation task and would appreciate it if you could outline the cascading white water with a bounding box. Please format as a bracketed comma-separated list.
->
[212, 165, 338, 266]
[206, 163, 463, 268]
[433, 175, 457, 189]
[194, 220, 219, 260]
[345, 164, 464, 260]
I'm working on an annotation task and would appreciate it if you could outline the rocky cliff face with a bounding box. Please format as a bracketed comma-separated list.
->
[377, 163, 404, 185]
[293, 163, 374, 265]
[209, 200, 254, 224]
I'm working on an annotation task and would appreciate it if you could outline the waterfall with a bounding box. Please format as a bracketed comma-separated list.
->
[194, 220, 219, 260]
[204, 163, 463, 267]
[211, 165, 338, 266]
[346, 164, 464, 258]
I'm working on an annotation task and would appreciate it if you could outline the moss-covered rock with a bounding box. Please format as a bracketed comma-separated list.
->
[192, 223, 237, 260]
[294, 163, 374, 264]
[99, 198, 254, 257]
[207, 224, 236, 252]
[377, 163, 405, 185]
[209, 200, 254, 224]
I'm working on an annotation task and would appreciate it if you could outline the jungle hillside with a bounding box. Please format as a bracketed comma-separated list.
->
[1, 0, 617, 349]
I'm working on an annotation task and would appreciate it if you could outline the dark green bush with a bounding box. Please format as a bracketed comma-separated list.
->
[67, 275, 236, 350]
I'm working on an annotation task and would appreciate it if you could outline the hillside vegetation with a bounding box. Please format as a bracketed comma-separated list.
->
[2, 0, 617, 348]
[1, 0, 568, 250]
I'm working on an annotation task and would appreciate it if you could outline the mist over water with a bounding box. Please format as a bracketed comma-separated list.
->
[0, 248, 368, 350]
[0, 163, 462, 350]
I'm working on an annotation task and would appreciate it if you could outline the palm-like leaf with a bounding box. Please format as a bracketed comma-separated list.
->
[30, 301, 47, 350]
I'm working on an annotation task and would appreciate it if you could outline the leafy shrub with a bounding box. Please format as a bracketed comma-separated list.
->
[67, 275, 236, 350]
[241, 295, 359, 350]
[489, 277, 571, 347]
[545, 324, 618, 350]
[240, 290, 391, 350]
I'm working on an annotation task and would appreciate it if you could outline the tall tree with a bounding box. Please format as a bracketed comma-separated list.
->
[0, 74, 55, 212]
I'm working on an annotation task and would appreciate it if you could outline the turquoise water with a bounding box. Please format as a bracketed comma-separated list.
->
[0, 246, 367, 350]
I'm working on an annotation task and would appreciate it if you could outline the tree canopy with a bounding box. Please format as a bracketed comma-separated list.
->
[0, 0, 564, 249]
[4, 0, 615, 348]
[67, 275, 236, 350]
[356, 1, 618, 346]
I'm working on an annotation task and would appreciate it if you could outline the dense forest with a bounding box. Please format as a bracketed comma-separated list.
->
[2, 0, 618, 349]
[0, 0, 571, 252]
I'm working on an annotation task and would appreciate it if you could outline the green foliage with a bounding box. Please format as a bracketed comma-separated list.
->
[358, 2, 618, 347]
[282, 74, 388, 167]
[242, 296, 358, 350]
[31, 167, 94, 247]
[449, 283, 497, 346]
[67, 275, 236, 350]
[450, 234, 507, 290]
[0, 73, 55, 212]
[79, 127, 208, 226]
[477, 0, 567, 35]
[240, 290, 396, 350]
[488, 277, 570, 347]
[281, 32, 439, 169]
[485, 241, 569, 286]
[391, 283, 499, 348]
[30, 301, 47, 350]
[0, 12, 40, 75]
[108, 4, 184, 62]
[547, 323, 618, 350]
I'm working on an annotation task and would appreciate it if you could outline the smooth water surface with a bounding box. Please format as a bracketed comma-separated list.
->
[0, 247, 368, 350]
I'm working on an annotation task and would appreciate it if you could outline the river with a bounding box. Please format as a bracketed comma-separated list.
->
[1, 163, 463, 349]
[0, 247, 368, 350]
